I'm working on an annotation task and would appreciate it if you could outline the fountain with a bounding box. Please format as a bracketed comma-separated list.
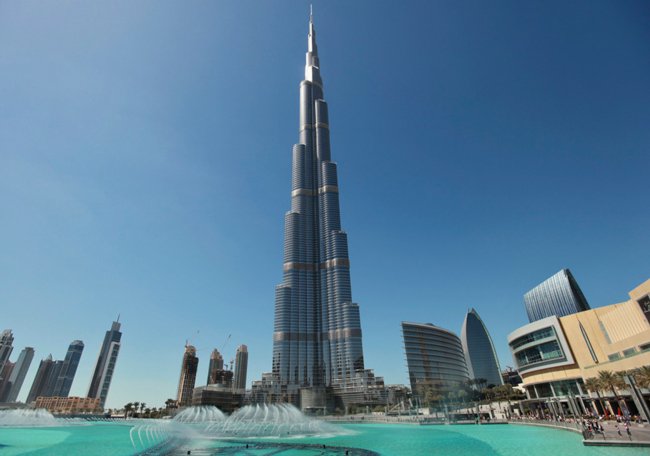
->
[0, 408, 58, 427]
[173, 404, 226, 423]
[130, 403, 343, 452]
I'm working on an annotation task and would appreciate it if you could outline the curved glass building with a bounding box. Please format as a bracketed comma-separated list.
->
[272, 14, 364, 390]
[402, 322, 469, 399]
[460, 309, 503, 386]
[524, 269, 590, 323]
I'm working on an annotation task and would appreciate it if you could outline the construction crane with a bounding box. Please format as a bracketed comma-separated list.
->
[221, 334, 231, 353]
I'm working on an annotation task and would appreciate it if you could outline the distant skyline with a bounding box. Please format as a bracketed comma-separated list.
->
[1, 1, 649, 409]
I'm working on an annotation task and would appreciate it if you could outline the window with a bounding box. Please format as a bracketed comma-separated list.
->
[607, 353, 621, 361]
[622, 348, 637, 357]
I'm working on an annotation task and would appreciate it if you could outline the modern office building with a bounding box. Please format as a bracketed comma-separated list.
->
[508, 278, 650, 420]
[0, 330, 14, 374]
[270, 13, 378, 406]
[0, 361, 15, 401]
[524, 269, 590, 322]
[26, 355, 54, 403]
[3, 347, 35, 402]
[402, 322, 470, 401]
[177, 344, 199, 407]
[87, 320, 122, 408]
[206, 349, 224, 385]
[233, 345, 248, 391]
[53, 340, 84, 397]
[460, 309, 503, 387]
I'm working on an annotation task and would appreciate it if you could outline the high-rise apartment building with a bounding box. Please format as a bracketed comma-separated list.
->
[402, 322, 470, 400]
[3, 347, 35, 402]
[0, 330, 14, 375]
[177, 344, 198, 407]
[26, 355, 54, 403]
[0, 361, 15, 401]
[233, 344, 248, 391]
[206, 349, 224, 384]
[271, 14, 366, 395]
[53, 340, 84, 397]
[524, 269, 590, 322]
[87, 320, 122, 408]
[460, 309, 503, 387]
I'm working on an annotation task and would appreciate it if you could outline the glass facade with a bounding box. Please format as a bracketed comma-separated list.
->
[509, 322, 569, 372]
[272, 16, 364, 389]
[402, 322, 469, 398]
[524, 269, 590, 322]
[87, 321, 122, 408]
[460, 308, 503, 386]
[52, 340, 84, 397]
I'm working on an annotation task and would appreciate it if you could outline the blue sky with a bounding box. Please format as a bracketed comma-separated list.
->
[1, 1, 648, 409]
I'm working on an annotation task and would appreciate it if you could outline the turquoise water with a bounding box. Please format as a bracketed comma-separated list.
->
[0, 422, 648, 455]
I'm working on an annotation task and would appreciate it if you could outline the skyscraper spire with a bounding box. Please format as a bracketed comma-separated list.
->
[305, 10, 320, 85]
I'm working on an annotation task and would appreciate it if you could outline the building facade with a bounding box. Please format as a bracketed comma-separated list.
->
[524, 269, 590, 323]
[34, 396, 102, 415]
[207, 349, 224, 384]
[26, 355, 54, 403]
[0, 361, 15, 402]
[87, 320, 122, 408]
[508, 279, 650, 419]
[0, 330, 14, 375]
[233, 345, 248, 391]
[402, 322, 470, 401]
[3, 347, 34, 403]
[271, 14, 366, 398]
[460, 308, 503, 387]
[53, 340, 84, 397]
[177, 344, 199, 407]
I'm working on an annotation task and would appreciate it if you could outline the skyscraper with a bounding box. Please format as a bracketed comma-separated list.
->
[206, 349, 224, 385]
[4, 347, 35, 402]
[87, 320, 122, 408]
[271, 13, 365, 395]
[402, 322, 470, 400]
[52, 340, 84, 397]
[26, 354, 53, 403]
[0, 330, 14, 375]
[524, 269, 590, 322]
[0, 361, 15, 402]
[233, 344, 248, 391]
[460, 309, 503, 387]
[177, 344, 198, 407]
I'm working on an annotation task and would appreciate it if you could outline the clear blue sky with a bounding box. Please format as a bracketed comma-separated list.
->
[1, 1, 648, 409]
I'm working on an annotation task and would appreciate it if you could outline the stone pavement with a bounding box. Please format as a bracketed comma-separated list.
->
[512, 419, 650, 447]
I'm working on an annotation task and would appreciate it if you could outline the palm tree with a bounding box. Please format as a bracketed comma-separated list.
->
[140, 402, 146, 415]
[124, 402, 134, 418]
[633, 366, 650, 389]
[583, 377, 605, 415]
[597, 370, 627, 415]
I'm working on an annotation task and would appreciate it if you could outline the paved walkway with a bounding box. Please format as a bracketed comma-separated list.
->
[511, 419, 650, 447]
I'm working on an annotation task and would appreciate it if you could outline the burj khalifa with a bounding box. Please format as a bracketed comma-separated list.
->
[271, 14, 365, 393]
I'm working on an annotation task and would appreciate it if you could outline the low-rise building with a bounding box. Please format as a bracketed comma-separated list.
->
[34, 396, 102, 415]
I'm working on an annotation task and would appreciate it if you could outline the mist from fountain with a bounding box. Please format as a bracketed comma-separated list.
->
[0, 409, 58, 427]
[173, 405, 226, 423]
[130, 403, 343, 451]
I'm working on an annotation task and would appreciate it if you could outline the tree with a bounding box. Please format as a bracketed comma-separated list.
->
[124, 402, 134, 418]
[133, 402, 140, 417]
[633, 366, 650, 389]
[584, 377, 606, 415]
[140, 402, 146, 415]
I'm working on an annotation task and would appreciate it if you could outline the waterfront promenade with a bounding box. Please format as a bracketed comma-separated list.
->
[323, 414, 650, 447]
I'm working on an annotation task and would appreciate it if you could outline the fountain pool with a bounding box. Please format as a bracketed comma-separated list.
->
[0, 408, 648, 455]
